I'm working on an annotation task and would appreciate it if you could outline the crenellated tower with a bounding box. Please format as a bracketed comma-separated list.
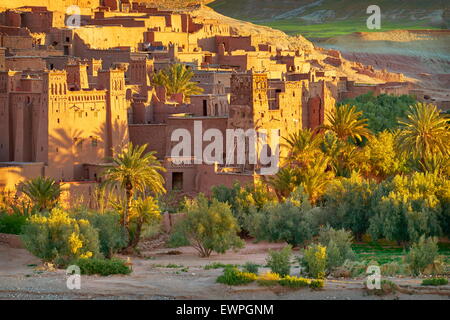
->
[98, 68, 129, 157]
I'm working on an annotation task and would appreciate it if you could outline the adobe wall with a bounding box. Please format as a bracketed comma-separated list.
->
[195, 164, 254, 195]
[0, 162, 44, 191]
[128, 124, 167, 160]
[6, 57, 46, 71]
[0, 48, 5, 71]
[59, 181, 98, 209]
[0, 35, 33, 50]
[0, 0, 99, 13]
[73, 25, 147, 50]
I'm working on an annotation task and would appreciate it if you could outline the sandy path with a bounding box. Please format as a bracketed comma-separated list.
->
[0, 243, 448, 300]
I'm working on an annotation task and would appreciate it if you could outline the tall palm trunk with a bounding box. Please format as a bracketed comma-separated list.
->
[128, 218, 143, 249]
[124, 185, 133, 230]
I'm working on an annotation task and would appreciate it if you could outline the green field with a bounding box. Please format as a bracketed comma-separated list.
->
[242, 18, 441, 38]
[353, 242, 450, 265]
[208, 0, 448, 38]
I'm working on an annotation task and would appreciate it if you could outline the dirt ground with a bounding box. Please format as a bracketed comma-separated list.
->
[0, 241, 449, 300]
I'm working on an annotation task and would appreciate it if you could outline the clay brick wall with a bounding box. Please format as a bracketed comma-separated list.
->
[129, 124, 167, 159]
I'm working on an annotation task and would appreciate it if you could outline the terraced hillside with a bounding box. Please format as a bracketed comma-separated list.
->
[209, 0, 450, 38]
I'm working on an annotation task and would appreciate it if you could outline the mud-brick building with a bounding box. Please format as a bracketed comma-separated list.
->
[0, 66, 128, 193]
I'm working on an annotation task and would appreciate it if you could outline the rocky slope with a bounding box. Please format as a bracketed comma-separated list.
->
[316, 30, 450, 98]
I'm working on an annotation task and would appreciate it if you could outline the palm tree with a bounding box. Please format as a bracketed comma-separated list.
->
[151, 63, 203, 101]
[20, 176, 61, 212]
[267, 167, 300, 200]
[297, 154, 334, 204]
[128, 197, 161, 249]
[396, 103, 450, 163]
[322, 105, 372, 143]
[282, 129, 322, 167]
[102, 143, 166, 230]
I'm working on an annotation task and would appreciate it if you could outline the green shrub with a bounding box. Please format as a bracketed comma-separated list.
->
[404, 236, 441, 276]
[266, 245, 292, 277]
[212, 182, 275, 233]
[0, 213, 27, 235]
[309, 279, 325, 289]
[339, 92, 415, 133]
[332, 260, 368, 278]
[167, 223, 190, 248]
[74, 258, 131, 276]
[175, 194, 244, 257]
[21, 208, 100, 267]
[366, 279, 399, 296]
[380, 261, 410, 276]
[318, 226, 356, 271]
[301, 244, 327, 279]
[242, 262, 259, 275]
[73, 210, 127, 258]
[421, 278, 448, 286]
[369, 173, 445, 244]
[204, 262, 238, 270]
[247, 190, 315, 247]
[216, 267, 257, 285]
[322, 174, 379, 239]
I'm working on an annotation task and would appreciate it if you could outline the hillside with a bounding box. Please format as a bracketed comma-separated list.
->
[209, 0, 450, 38]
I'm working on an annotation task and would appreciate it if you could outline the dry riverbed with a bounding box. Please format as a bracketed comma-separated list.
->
[0, 242, 448, 300]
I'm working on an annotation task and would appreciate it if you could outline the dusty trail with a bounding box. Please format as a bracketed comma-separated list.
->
[1, 243, 449, 300]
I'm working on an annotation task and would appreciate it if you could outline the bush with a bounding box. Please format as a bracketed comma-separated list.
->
[369, 173, 444, 244]
[0, 212, 27, 235]
[204, 262, 238, 270]
[247, 189, 315, 246]
[301, 244, 327, 279]
[334, 260, 369, 278]
[256, 272, 281, 286]
[73, 210, 127, 258]
[266, 245, 292, 277]
[380, 261, 410, 276]
[242, 262, 259, 275]
[216, 267, 257, 285]
[278, 275, 310, 288]
[318, 227, 356, 271]
[421, 278, 448, 286]
[404, 236, 442, 276]
[366, 279, 399, 296]
[322, 174, 378, 240]
[309, 279, 325, 289]
[212, 182, 275, 233]
[339, 92, 415, 133]
[175, 194, 244, 257]
[74, 258, 131, 276]
[21, 208, 100, 266]
[167, 222, 190, 248]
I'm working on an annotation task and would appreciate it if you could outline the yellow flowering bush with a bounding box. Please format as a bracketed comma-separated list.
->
[301, 244, 328, 279]
[217, 267, 257, 285]
[217, 269, 326, 289]
[257, 271, 281, 286]
[21, 208, 100, 266]
[279, 275, 311, 288]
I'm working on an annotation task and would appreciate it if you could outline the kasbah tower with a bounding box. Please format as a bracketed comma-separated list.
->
[0, 0, 412, 205]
